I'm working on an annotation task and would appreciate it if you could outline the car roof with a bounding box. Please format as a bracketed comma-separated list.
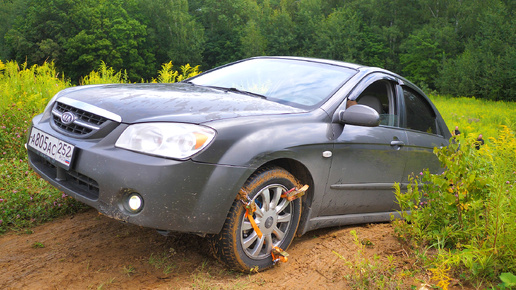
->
[258, 55, 419, 86]
[249, 56, 395, 75]
[202, 56, 404, 83]
[262, 56, 364, 69]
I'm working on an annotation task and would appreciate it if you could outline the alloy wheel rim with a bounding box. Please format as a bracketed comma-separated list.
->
[240, 184, 293, 259]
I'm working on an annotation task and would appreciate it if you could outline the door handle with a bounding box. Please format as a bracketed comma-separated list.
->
[390, 140, 405, 146]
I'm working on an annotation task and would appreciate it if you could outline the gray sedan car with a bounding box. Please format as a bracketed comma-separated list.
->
[27, 56, 450, 271]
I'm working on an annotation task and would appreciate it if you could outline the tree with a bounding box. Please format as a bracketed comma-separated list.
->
[138, 0, 204, 73]
[399, 26, 444, 89]
[293, 0, 325, 56]
[62, 0, 151, 81]
[1, 0, 514, 100]
[437, 2, 515, 100]
[258, 0, 297, 56]
[192, 0, 259, 67]
[0, 0, 19, 59]
[5, 0, 76, 66]
[342, 0, 425, 72]
[240, 20, 266, 58]
[5, 0, 153, 81]
[313, 7, 363, 62]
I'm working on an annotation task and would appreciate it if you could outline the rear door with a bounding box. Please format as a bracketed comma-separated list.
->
[399, 85, 448, 185]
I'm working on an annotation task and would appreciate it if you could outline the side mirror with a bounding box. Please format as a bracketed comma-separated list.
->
[338, 104, 380, 127]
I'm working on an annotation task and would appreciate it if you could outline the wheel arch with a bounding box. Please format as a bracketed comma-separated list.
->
[254, 158, 315, 236]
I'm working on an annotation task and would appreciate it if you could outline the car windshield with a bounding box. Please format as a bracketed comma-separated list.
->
[189, 58, 357, 109]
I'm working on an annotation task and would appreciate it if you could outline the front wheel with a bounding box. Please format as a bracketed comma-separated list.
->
[211, 167, 302, 272]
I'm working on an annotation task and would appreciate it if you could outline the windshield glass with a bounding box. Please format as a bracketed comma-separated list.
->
[189, 58, 357, 109]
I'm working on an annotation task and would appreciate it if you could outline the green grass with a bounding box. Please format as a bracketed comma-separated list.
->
[1, 59, 515, 288]
[430, 94, 516, 139]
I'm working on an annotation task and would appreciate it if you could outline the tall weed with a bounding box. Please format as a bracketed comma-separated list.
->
[394, 127, 516, 286]
[0, 60, 69, 114]
[0, 60, 81, 233]
[80, 61, 128, 85]
[79, 61, 201, 85]
[1, 61, 69, 158]
[154, 62, 201, 83]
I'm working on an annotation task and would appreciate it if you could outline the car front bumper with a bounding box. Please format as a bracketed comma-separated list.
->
[27, 119, 250, 235]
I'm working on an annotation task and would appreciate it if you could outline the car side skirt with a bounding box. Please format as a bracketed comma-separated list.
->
[299, 211, 402, 235]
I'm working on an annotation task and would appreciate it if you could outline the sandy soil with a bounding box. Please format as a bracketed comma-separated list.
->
[0, 208, 461, 289]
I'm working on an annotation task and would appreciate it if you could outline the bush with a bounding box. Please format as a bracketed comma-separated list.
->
[394, 127, 516, 287]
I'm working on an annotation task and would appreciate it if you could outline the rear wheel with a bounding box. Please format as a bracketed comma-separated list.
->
[211, 167, 302, 272]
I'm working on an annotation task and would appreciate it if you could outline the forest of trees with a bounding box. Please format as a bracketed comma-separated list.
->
[0, 0, 514, 101]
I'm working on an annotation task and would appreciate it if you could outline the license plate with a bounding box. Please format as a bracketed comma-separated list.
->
[28, 127, 75, 169]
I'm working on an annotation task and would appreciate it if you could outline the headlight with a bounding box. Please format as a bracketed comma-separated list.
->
[115, 123, 216, 159]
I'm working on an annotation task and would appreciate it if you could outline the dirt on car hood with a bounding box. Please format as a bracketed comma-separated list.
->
[56, 83, 306, 124]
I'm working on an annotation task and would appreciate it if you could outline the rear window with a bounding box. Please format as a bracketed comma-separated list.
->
[403, 87, 437, 134]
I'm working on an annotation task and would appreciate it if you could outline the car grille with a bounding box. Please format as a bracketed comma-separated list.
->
[30, 152, 100, 200]
[66, 169, 100, 199]
[52, 102, 109, 135]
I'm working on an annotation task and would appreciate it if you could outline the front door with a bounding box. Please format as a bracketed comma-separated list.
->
[321, 78, 407, 216]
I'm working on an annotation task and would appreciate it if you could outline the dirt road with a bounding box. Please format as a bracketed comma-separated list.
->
[0, 208, 427, 289]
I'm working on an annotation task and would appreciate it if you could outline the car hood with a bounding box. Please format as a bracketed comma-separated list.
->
[56, 83, 306, 123]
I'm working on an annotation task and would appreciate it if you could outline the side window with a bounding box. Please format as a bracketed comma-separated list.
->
[355, 80, 397, 126]
[403, 87, 437, 134]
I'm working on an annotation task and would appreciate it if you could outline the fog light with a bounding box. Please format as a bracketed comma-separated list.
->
[127, 193, 143, 213]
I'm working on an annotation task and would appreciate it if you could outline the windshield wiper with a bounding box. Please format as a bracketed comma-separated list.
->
[205, 86, 267, 99]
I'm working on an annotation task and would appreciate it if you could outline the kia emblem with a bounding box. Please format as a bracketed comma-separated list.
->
[61, 112, 76, 125]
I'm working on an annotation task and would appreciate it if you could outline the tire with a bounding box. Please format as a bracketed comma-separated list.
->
[211, 167, 302, 272]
